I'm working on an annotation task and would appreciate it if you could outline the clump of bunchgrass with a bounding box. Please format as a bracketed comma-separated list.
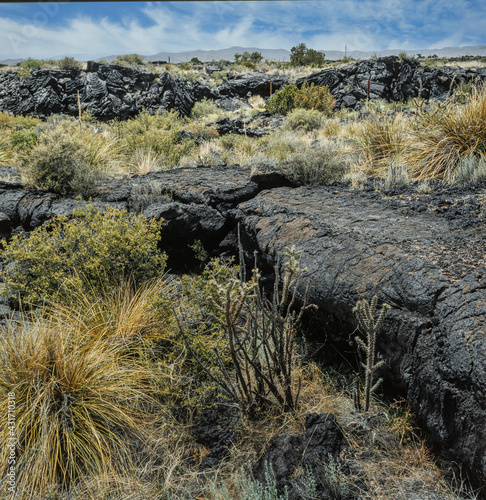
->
[405, 84, 486, 182]
[347, 113, 408, 172]
[128, 148, 162, 174]
[0, 309, 157, 497]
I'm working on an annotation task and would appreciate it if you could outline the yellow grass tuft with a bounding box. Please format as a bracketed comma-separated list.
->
[405, 83, 486, 181]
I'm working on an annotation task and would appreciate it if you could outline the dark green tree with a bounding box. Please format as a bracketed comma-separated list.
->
[290, 43, 325, 67]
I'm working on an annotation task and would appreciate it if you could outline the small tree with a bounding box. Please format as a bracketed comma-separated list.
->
[290, 43, 325, 67]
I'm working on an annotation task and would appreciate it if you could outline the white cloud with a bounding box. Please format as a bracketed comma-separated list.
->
[0, 1, 484, 61]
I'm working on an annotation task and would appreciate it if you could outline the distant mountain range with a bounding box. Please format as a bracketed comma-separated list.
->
[2, 45, 486, 66]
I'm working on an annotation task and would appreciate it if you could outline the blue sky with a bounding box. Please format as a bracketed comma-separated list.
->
[0, 1, 485, 60]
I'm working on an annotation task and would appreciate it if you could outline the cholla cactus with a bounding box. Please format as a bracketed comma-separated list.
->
[353, 295, 390, 412]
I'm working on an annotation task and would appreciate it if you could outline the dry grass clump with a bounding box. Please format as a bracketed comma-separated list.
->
[346, 113, 409, 172]
[127, 148, 162, 174]
[0, 310, 158, 497]
[405, 84, 486, 181]
[17, 121, 123, 195]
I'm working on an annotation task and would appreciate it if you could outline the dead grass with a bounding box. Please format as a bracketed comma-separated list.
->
[405, 83, 486, 181]
[346, 112, 409, 172]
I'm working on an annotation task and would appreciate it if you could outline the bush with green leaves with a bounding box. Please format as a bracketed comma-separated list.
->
[113, 53, 144, 66]
[18, 126, 109, 196]
[290, 43, 325, 67]
[17, 58, 44, 79]
[266, 84, 300, 115]
[294, 82, 336, 116]
[191, 98, 223, 119]
[2, 205, 166, 307]
[266, 82, 335, 116]
[57, 56, 82, 70]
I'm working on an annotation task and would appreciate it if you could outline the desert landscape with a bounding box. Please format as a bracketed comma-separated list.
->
[0, 43, 485, 499]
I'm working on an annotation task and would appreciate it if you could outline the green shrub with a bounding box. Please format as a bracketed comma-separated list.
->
[113, 54, 144, 66]
[9, 129, 38, 151]
[57, 56, 82, 70]
[266, 82, 335, 116]
[17, 58, 44, 79]
[294, 82, 336, 116]
[0, 112, 41, 130]
[191, 98, 222, 119]
[2, 205, 166, 307]
[277, 141, 347, 185]
[285, 108, 323, 131]
[266, 84, 300, 115]
[19, 128, 100, 196]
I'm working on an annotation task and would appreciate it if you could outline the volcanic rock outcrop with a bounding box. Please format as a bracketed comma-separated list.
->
[296, 55, 486, 109]
[0, 61, 195, 120]
[0, 166, 485, 489]
[1, 57, 486, 120]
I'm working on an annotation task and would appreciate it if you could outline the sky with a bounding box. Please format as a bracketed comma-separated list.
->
[0, 1, 485, 61]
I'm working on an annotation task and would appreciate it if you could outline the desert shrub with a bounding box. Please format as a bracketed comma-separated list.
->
[266, 84, 300, 115]
[2, 205, 166, 307]
[258, 131, 305, 162]
[347, 113, 408, 172]
[171, 258, 237, 409]
[455, 152, 486, 184]
[17, 58, 44, 79]
[113, 53, 144, 66]
[285, 108, 323, 131]
[19, 128, 98, 196]
[267, 82, 335, 116]
[191, 98, 222, 119]
[404, 84, 486, 181]
[58, 56, 82, 70]
[382, 161, 410, 189]
[208, 462, 288, 500]
[0, 112, 41, 130]
[0, 303, 157, 496]
[277, 141, 347, 185]
[294, 82, 336, 116]
[9, 129, 38, 151]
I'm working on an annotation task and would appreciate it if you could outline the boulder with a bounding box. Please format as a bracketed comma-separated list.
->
[253, 413, 344, 497]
